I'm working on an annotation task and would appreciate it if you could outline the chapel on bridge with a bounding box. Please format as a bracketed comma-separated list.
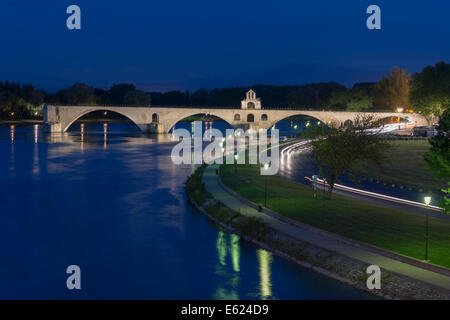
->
[241, 89, 262, 110]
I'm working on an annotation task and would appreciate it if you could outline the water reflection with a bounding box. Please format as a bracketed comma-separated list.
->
[230, 234, 240, 272]
[258, 249, 273, 299]
[103, 123, 108, 149]
[10, 124, 14, 142]
[80, 123, 85, 151]
[34, 124, 38, 144]
[9, 125, 14, 172]
[214, 231, 240, 300]
[216, 231, 227, 266]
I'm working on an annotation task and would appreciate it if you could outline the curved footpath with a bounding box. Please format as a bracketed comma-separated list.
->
[202, 164, 450, 296]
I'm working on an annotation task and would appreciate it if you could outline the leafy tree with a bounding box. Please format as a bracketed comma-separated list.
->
[372, 66, 410, 110]
[308, 115, 389, 198]
[425, 110, 450, 178]
[409, 61, 450, 121]
[123, 90, 151, 106]
[330, 89, 372, 111]
[0, 82, 46, 119]
[57, 83, 96, 105]
[107, 83, 136, 105]
[425, 110, 450, 214]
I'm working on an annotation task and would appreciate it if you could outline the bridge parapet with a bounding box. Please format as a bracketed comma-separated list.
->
[43, 104, 429, 133]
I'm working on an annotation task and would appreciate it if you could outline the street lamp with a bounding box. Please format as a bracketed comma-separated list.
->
[424, 196, 431, 262]
[263, 163, 269, 207]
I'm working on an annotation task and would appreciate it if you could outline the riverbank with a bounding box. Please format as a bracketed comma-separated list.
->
[221, 163, 450, 268]
[185, 165, 450, 299]
[351, 139, 447, 193]
[0, 119, 43, 124]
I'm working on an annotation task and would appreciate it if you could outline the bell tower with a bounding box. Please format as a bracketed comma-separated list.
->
[241, 89, 262, 109]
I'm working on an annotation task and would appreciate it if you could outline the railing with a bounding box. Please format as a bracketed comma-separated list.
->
[46, 104, 400, 113]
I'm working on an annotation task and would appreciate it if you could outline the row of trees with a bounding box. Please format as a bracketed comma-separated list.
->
[47, 83, 151, 106]
[0, 82, 151, 119]
[1, 61, 448, 120]
[0, 82, 46, 119]
[329, 62, 449, 121]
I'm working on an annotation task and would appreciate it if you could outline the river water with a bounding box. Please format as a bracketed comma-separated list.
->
[0, 121, 372, 299]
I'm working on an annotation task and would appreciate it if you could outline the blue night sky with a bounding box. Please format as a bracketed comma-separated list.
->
[0, 0, 448, 92]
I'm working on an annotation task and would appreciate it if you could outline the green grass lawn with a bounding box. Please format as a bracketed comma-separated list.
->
[220, 163, 450, 268]
[353, 139, 447, 192]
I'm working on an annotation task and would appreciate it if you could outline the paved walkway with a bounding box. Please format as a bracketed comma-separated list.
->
[202, 164, 450, 292]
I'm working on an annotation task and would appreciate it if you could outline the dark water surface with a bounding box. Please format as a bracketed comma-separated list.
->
[0, 122, 372, 299]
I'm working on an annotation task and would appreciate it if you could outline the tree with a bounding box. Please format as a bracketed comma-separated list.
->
[123, 90, 151, 106]
[309, 115, 389, 199]
[372, 66, 410, 110]
[425, 110, 450, 214]
[107, 83, 136, 105]
[57, 83, 96, 105]
[330, 89, 372, 111]
[409, 61, 450, 121]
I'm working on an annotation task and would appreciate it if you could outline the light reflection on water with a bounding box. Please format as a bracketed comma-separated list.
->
[0, 122, 373, 299]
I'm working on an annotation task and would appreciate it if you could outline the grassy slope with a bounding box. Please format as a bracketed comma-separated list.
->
[354, 139, 447, 192]
[220, 164, 450, 268]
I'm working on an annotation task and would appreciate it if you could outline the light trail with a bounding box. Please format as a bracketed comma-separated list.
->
[280, 139, 443, 212]
[304, 176, 443, 212]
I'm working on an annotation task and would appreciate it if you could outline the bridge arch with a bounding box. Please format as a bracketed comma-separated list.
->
[63, 107, 142, 132]
[266, 111, 333, 129]
[343, 119, 353, 127]
[166, 112, 234, 132]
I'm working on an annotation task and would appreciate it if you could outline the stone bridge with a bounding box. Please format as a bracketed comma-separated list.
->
[43, 90, 428, 133]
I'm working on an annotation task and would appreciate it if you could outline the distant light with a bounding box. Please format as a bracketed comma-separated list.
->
[396, 108, 404, 113]
[34, 112, 38, 116]
[220, 142, 223, 147]
[317, 121, 320, 125]
[306, 122, 310, 127]
[294, 125, 298, 129]
[264, 163, 269, 171]
[222, 138, 225, 142]
[228, 135, 232, 139]
[234, 154, 238, 160]
[424, 196, 432, 206]
[10, 112, 14, 116]
[104, 111, 108, 115]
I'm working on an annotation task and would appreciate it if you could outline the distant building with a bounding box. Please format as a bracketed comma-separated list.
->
[241, 90, 261, 110]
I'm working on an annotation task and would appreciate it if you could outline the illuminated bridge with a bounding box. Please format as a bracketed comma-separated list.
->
[44, 90, 428, 133]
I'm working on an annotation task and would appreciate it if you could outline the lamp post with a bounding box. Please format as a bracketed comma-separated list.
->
[263, 163, 269, 207]
[424, 196, 431, 262]
[234, 154, 238, 177]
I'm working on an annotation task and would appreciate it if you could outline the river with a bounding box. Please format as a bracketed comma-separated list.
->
[0, 121, 372, 299]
